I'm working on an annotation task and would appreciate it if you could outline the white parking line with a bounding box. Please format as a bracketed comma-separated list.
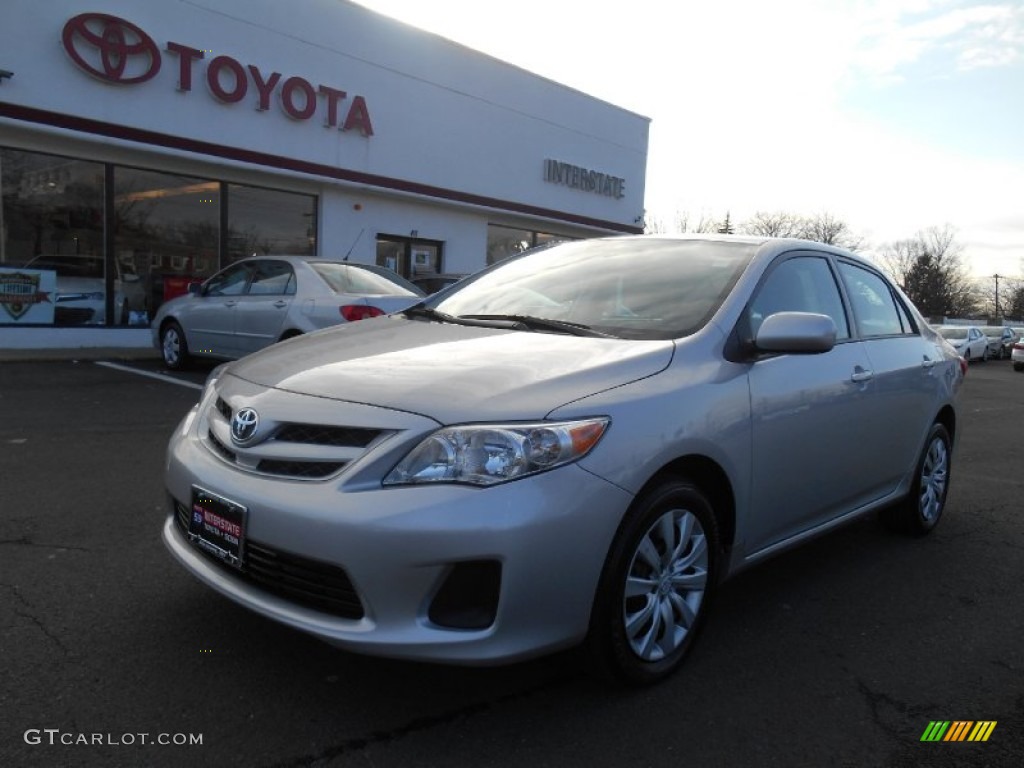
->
[95, 361, 203, 390]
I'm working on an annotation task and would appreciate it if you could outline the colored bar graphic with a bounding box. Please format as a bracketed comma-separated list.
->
[968, 722, 997, 742]
[921, 721, 996, 742]
[944, 721, 973, 741]
[921, 722, 950, 742]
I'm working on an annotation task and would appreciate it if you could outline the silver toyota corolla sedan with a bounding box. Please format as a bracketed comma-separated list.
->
[151, 256, 425, 369]
[162, 235, 965, 684]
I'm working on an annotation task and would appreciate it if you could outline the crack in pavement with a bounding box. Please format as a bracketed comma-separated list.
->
[259, 674, 576, 767]
[856, 678, 937, 742]
[0, 535, 90, 552]
[1, 582, 72, 657]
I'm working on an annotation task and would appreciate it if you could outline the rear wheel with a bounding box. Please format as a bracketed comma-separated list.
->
[160, 321, 190, 370]
[880, 423, 951, 535]
[587, 479, 719, 685]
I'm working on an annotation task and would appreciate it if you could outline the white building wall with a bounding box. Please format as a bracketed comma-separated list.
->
[0, 0, 648, 232]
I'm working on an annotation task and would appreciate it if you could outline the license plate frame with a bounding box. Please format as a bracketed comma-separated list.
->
[188, 486, 247, 569]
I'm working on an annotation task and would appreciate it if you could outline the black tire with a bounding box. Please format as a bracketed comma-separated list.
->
[981, 346, 989, 362]
[587, 479, 719, 686]
[160, 321, 191, 370]
[880, 423, 951, 536]
[1014, 362, 1024, 372]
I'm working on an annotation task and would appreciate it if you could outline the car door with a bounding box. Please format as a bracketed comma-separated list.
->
[232, 260, 296, 354]
[744, 252, 877, 553]
[184, 262, 253, 357]
[836, 260, 937, 496]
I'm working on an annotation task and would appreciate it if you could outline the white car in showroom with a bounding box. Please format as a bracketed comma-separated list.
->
[163, 235, 964, 685]
[152, 256, 425, 369]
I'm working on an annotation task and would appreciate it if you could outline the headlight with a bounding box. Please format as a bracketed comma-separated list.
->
[384, 418, 609, 487]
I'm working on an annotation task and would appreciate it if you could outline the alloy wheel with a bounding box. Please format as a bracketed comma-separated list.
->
[623, 508, 708, 661]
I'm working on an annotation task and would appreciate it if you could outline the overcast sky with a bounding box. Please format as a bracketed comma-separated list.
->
[353, 0, 1022, 278]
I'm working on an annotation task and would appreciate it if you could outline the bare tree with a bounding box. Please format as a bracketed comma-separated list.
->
[739, 210, 803, 238]
[1007, 283, 1024, 320]
[799, 212, 866, 251]
[877, 225, 979, 319]
[675, 210, 719, 234]
[738, 210, 865, 250]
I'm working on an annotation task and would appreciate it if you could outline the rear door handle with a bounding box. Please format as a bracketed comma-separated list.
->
[921, 357, 936, 369]
[273, 300, 288, 308]
[223, 300, 237, 308]
[850, 368, 874, 383]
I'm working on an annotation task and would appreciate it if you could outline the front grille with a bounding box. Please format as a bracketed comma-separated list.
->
[256, 459, 346, 479]
[215, 397, 232, 421]
[207, 429, 236, 462]
[173, 500, 364, 619]
[272, 424, 380, 447]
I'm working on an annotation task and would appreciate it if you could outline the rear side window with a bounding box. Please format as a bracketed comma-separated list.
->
[748, 255, 850, 340]
[838, 262, 909, 338]
[248, 261, 295, 295]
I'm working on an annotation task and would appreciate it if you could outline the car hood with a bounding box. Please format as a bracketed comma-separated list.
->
[226, 315, 674, 423]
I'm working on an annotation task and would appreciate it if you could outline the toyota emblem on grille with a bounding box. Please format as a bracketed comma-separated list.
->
[231, 408, 260, 445]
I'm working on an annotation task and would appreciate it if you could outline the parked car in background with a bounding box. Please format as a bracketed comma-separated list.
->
[162, 235, 964, 685]
[1012, 338, 1024, 371]
[935, 325, 990, 361]
[411, 272, 468, 294]
[152, 256, 425, 369]
[979, 326, 1020, 359]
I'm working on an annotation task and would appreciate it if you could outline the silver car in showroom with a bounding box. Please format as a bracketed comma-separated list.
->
[152, 255, 425, 369]
[163, 235, 965, 684]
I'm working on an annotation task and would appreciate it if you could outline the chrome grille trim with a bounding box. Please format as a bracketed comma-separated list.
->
[203, 394, 394, 481]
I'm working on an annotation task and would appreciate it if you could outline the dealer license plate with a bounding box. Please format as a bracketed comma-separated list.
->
[189, 486, 246, 569]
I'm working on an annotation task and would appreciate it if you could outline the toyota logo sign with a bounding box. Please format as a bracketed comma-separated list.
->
[230, 408, 260, 445]
[62, 13, 162, 85]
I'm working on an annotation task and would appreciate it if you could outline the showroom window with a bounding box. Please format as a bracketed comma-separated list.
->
[226, 183, 316, 264]
[486, 224, 573, 265]
[0, 149, 105, 325]
[115, 167, 221, 324]
[0, 146, 318, 326]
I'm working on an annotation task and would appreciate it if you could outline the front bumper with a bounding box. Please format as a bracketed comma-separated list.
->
[163, 400, 632, 664]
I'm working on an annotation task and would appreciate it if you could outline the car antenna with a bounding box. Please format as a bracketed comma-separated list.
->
[343, 229, 364, 262]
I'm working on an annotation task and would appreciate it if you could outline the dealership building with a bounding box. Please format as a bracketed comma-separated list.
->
[0, 0, 648, 349]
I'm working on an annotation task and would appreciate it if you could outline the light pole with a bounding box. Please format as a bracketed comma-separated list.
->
[993, 273, 1002, 320]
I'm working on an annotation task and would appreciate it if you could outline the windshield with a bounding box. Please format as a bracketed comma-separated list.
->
[432, 238, 755, 340]
[938, 327, 967, 340]
[310, 263, 424, 297]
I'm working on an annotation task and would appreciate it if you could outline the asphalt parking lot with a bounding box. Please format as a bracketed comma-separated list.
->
[1, 355, 1022, 767]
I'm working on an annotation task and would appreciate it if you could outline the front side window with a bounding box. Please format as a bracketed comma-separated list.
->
[747, 255, 850, 340]
[205, 263, 252, 296]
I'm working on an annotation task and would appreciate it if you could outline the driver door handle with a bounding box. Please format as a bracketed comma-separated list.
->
[850, 367, 874, 383]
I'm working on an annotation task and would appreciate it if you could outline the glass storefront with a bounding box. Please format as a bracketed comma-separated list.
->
[0, 147, 317, 326]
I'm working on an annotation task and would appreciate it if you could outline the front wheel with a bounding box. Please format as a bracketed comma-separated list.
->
[587, 479, 719, 685]
[880, 423, 951, 535]
[160, 321, 191, 370]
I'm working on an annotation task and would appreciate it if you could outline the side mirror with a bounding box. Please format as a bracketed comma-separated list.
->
[755, 311, 837, 354]
[188, 282, 202, 296]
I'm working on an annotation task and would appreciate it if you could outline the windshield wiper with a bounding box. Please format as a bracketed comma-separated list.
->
[403, 306, 521, 330]
[459, 314, 615, 338]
